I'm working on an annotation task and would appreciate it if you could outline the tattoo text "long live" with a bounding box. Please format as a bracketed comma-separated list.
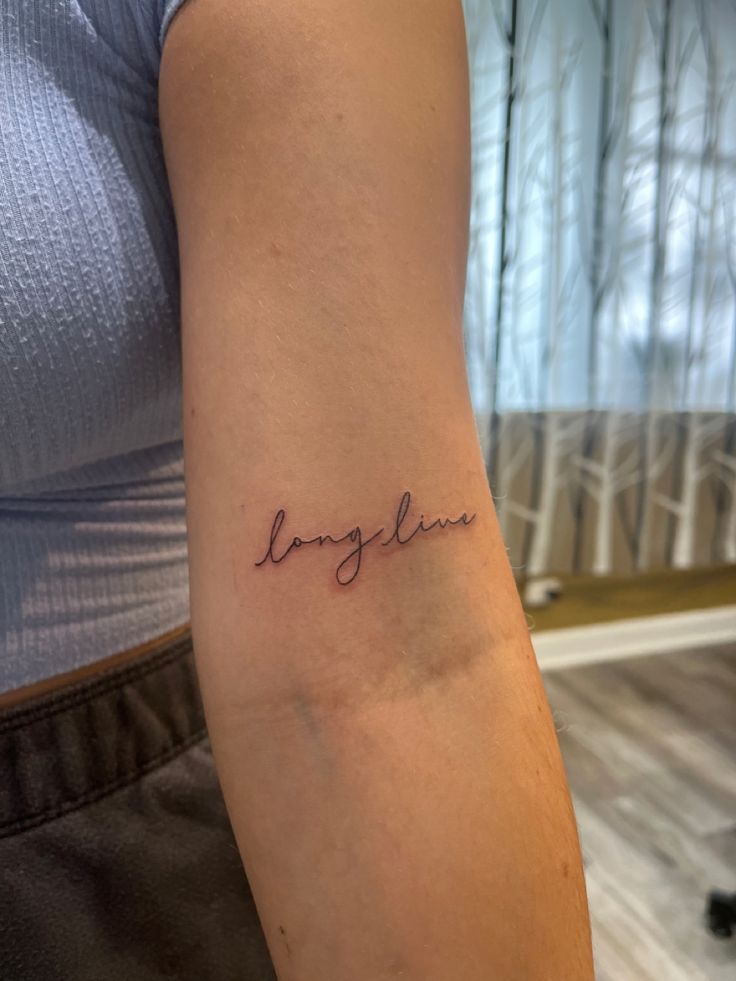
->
[254, 490, 477, 586]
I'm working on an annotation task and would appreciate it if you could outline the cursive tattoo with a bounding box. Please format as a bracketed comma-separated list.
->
[254, 490, 477, 586]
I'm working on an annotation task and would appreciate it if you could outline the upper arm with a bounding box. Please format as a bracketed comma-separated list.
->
[158, 0, 513, 717]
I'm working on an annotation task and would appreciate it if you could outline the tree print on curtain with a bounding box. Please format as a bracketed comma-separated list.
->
[462, 0, 736, 576]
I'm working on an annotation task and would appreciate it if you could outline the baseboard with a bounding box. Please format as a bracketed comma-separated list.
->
[532, 605, 736, 671]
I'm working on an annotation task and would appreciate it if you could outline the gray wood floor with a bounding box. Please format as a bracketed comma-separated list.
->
[542, 642, 736, 981]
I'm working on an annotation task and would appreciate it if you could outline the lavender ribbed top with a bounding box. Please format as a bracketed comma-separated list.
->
[0, 0, 194, 692]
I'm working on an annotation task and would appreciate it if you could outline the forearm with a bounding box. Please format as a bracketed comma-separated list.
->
[187, 466, 592, 980]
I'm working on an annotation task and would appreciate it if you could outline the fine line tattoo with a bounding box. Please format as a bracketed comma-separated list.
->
[254, 490, 477, 586]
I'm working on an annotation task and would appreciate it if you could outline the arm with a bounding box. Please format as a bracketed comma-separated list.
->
[159, 1, 593, 977]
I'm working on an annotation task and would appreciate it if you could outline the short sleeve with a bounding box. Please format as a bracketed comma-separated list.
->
[159, 0, 193, 50]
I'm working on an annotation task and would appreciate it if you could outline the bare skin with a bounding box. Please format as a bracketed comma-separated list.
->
[159, 1, 594, 978]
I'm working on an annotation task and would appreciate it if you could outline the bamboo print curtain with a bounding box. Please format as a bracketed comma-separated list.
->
[462, 0, 736, 576]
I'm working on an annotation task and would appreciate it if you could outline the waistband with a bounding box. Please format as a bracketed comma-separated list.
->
[0, 627, 205, 840]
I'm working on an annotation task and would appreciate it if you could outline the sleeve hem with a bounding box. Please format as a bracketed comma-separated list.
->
[159, 0, 193, 52]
